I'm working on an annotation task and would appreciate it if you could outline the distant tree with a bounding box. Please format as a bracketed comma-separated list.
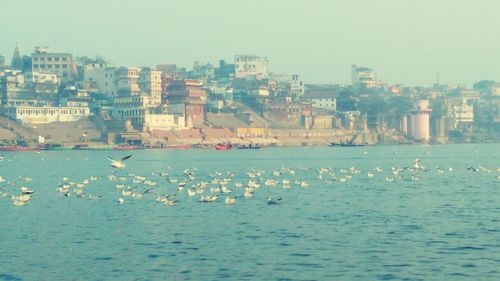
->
[358, 94, 389, 117]
[388, 95, 413, 119]
[336, 88, 358, 111]
[473, 80, 495, 94]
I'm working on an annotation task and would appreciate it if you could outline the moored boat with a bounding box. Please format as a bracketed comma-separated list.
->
[329, 143, 367, 147]
[237, 144, 262, 149]
[115, 145, 142, 150]
[0, 146, 40, 151]
[215, 144, 233, 150]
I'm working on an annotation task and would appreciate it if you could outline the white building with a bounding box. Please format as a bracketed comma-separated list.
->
[5, 105, 91, 124]
[83, 64, 117, 97]
[311, 97, 336, 111]
[235, 55, 269, 79]
[449, 98, 474, 129]
[143, 113, 186, 132]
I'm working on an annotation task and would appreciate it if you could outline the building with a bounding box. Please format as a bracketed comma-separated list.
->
[5, 105, 90, 124]
[235, 55, 269, 79]
[138, 68, 162, 106]
[143, 113, 186, 132]
[25, 72, 59, 94]
[115, 67, 141, 96]
[165, 79, 208, 126]
[269, 73, 304, 99]
[214, 59, 235, 79]
[0, 54, 5, 67]
[304, 84, 339, 112]
[31, 47, 76, 82]
[449, 98, 474, 129]
[351, 64, 386, 88]
[408, 100, 431, 142]
[112, 95, 160, 129]
[82, 63, 117, 97]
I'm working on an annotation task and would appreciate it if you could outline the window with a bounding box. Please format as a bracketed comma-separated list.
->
[62, 64, 67, 68]
[40, 57, 45, 61]
[55, 57, 60, 61]
[55, 65, 60, 68]
[33, 57, 39, 61]
[33, 64, 39, 68]
[47, 57, 53, 61]
[62, 57, 68, 61]
[47, 64, 53, 68]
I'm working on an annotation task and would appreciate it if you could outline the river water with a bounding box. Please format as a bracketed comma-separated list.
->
[0, 144, 499, 280]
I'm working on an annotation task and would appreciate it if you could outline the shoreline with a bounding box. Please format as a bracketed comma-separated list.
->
[1, 139, 499, 152]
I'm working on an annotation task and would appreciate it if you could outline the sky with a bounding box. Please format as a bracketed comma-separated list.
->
[2, 0, 500, 86]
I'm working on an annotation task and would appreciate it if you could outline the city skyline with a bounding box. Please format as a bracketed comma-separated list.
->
[2, 0, 500, 86]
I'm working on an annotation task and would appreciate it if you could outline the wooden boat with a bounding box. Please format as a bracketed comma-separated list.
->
[0, 146, 40, 151]
[164, 144, 192, 150]
[115, 145, 142, 150]
[237, 144, 262, 149]
[72, 144, 89, 150]
[215, 144, 233, 150]
[329, 142, 367, 147]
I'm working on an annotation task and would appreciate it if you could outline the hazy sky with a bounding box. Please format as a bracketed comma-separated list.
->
[2, 0, 500, 86]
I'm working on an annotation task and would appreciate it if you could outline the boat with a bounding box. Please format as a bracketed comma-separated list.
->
[215, 143, 233, 150]
[72, 144, 89, 150]
[329, 134, 368, 147]
[164, 144, 192, 150]
[329, 142, 367, 147]
[237, 144, 262, 149]
[39, 143, 65, 150]
[115, 145, 142, 150]
[0, 146, 40, 151]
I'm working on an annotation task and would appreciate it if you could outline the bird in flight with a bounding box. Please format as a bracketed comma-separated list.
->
[107, 155, 133, 169]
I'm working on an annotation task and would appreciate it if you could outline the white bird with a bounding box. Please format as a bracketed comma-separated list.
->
[225, 196, 237, 205]
[107, 155, 133, 169]
[187, 189, 197, 197]
[117, 197, 125, 204]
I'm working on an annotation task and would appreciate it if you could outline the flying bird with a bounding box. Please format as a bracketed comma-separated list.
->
[107, 155, 133, 169]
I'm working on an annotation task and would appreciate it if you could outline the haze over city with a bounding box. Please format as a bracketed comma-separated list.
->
[2, 0, 500, 86]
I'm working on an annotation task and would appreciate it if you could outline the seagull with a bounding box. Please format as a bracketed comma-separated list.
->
[225, 196, 237, 205]
[107, 155, 133, 169]
[266, 197, 282, 205]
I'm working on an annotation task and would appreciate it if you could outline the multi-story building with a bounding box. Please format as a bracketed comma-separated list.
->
[112, 95, 160, 129]
[449, 98, 474, 129]
[82, 63, 117, 97]
[31, 47, 76, 82]
[0, 69, 32, 107]
[4, 105, 90, 124]
[304, 84, 339, 112]
[214, 59, 235, 79]
[235, 55, 269, 79]
[115, 67, 141, 96]
[0, 54, 5, 67]
[351, 64, 386, 88]
[166, 79, 207, 126]
[269, 73, 304, 99]
[138, 68, 162, 106]
[24, 72, 59, 94]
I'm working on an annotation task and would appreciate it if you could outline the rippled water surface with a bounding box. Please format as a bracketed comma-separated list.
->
[1, 144, 499, 280]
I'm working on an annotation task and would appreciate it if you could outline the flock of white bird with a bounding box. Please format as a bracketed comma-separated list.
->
[1, 154, 499, 208]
